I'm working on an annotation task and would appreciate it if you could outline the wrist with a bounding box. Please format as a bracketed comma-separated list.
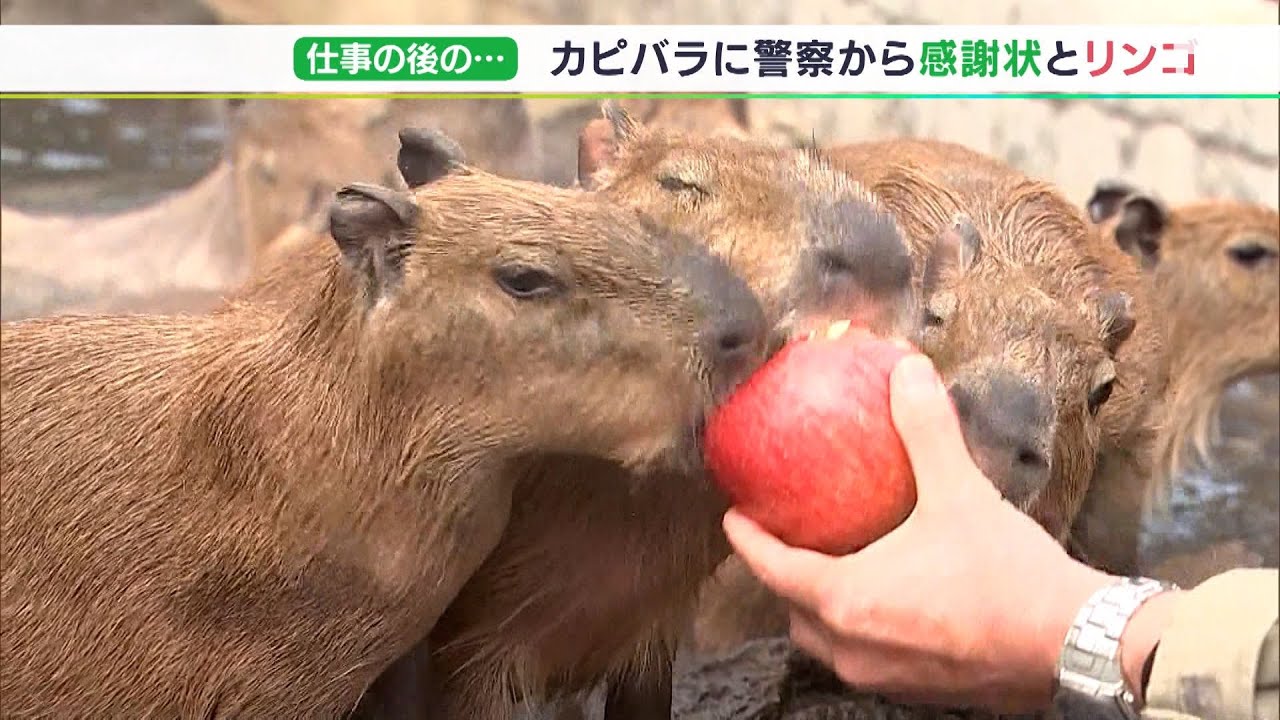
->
[1036, 564, 1114, 696]
[1117, 589, 1181, 705]
[1052, 576, 1181, 719]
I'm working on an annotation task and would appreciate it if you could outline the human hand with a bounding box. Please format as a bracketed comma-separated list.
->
[722, 353, 1119, 713]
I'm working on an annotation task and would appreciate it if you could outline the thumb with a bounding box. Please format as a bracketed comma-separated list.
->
[888, 354, 991, 505]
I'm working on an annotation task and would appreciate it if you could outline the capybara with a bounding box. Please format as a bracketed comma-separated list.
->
[829, 139, 1165, 543]
[423, 107, 919, 719]
[1072, 180, 1279, 577]
[240, 109, 914, 718]
[0, 149, 768, 718]
[1086, 180, 1279, 477]
[690, 138, 1165, 664]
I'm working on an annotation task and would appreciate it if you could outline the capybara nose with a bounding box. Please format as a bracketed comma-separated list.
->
[817, 199, 914, 299]
[679, 248, 769, 397]
[706, 312, 767, 391]
[949, 370, 1055, 508]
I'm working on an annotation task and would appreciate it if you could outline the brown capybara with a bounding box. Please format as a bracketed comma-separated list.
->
[1086, 180, 1279, 477]
[577, 102, 917, 344]
[246, 110, 918, 718]
[690, 138, 1166, 657]
[1071, 180, 1280, 577]
[0, 153, 768, 718]
[424, 108, 919, 719]
[831, 140, 1166, 542]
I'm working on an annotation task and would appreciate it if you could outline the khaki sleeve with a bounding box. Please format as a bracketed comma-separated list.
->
[1141, 568, 1279, 720]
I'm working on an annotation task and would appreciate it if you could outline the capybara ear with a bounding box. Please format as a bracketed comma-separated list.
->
[397, 127, 467, 188]
[601, 99, 641, 142]
[576, 101, 642, 189]
[1085, 179, 1140, 224]
[1113, 194, 1169, 268]
[329, 182, 419, 300]
[922, 214, 982, 295]
[1095, 289, 1137, 354]
[726, 98, 750, 130]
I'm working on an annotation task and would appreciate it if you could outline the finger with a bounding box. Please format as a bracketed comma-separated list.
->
[722, 509, 840, 611]
[887, 354, 990, 502]
[788, 606, 835, 669]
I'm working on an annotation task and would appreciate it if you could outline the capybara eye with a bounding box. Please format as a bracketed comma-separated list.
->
[493, 265, 565, 300]
[922, 291, 955, 329]
[1088, 378, 1115, 416]
[1226, 241, 1277, 268]
[657, 174, 707, 196]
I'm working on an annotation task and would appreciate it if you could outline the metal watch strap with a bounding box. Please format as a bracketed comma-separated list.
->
[1053, 576, 1179, 720]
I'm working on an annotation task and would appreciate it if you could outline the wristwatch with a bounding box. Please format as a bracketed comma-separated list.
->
[1052, 576, 1179, 719]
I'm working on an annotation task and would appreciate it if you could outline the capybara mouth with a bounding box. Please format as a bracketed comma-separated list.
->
[775, 314, 868, 350]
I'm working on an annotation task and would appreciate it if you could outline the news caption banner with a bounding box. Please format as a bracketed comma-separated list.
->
[0, 25, 1277, 94]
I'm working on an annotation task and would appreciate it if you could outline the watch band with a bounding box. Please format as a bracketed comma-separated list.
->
[1052, 576, 1179, 719]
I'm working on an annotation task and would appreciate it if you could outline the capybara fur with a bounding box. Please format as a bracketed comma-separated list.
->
[421, 107, 919, 719]
[0, 151, 768, 719]
[226, 98, 542, 270]
[830, 139, 1166, 544]
[1072, 180, 1279, 578]
[691, 138, 1166, 660]
[248, 108, 916, 718]
[1087, 180, 1279, 480]
[578, 102, 917, 345]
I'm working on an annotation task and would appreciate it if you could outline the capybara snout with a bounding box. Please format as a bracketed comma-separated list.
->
[785, 195, 916, 340]
[576, 102, 918, 351]
[667, 238, 770, 401]
[949, 368, 1056, 509]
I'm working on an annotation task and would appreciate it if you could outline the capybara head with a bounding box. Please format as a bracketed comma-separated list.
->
[576, 102, 916, 351]
[1087, 179, 1280, 473]
[914, 213, 1136, 538]
[327, 127, 768, 475]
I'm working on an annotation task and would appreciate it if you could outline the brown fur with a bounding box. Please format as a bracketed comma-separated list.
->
[0, 164, 763, 718]
[834, 140, 1166, 538]
[1073, 185, 1279, 578]
[613, 98, 751, 138]
[424, 110, 919, 719]
[239, 110, 918, 718]
[691, 138, 1168, 654]
[1098, 192, 1279, 483]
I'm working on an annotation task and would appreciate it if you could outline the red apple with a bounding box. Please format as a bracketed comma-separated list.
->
[704, 323, 918, 555]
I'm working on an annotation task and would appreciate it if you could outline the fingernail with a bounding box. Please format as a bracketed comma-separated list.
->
[894, 354, 943, 398]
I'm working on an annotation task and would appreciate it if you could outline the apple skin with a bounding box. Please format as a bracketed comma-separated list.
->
[704, 328, 918, 556]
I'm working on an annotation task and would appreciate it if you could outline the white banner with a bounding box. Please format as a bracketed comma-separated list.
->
[0, 24, 1277, 94]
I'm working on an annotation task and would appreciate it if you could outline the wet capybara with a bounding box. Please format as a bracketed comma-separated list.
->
[0, 152, 767, 718]
[1073, 180, 1280, 578]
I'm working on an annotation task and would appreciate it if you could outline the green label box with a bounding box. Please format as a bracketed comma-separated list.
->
[293, 37, 518, 81]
